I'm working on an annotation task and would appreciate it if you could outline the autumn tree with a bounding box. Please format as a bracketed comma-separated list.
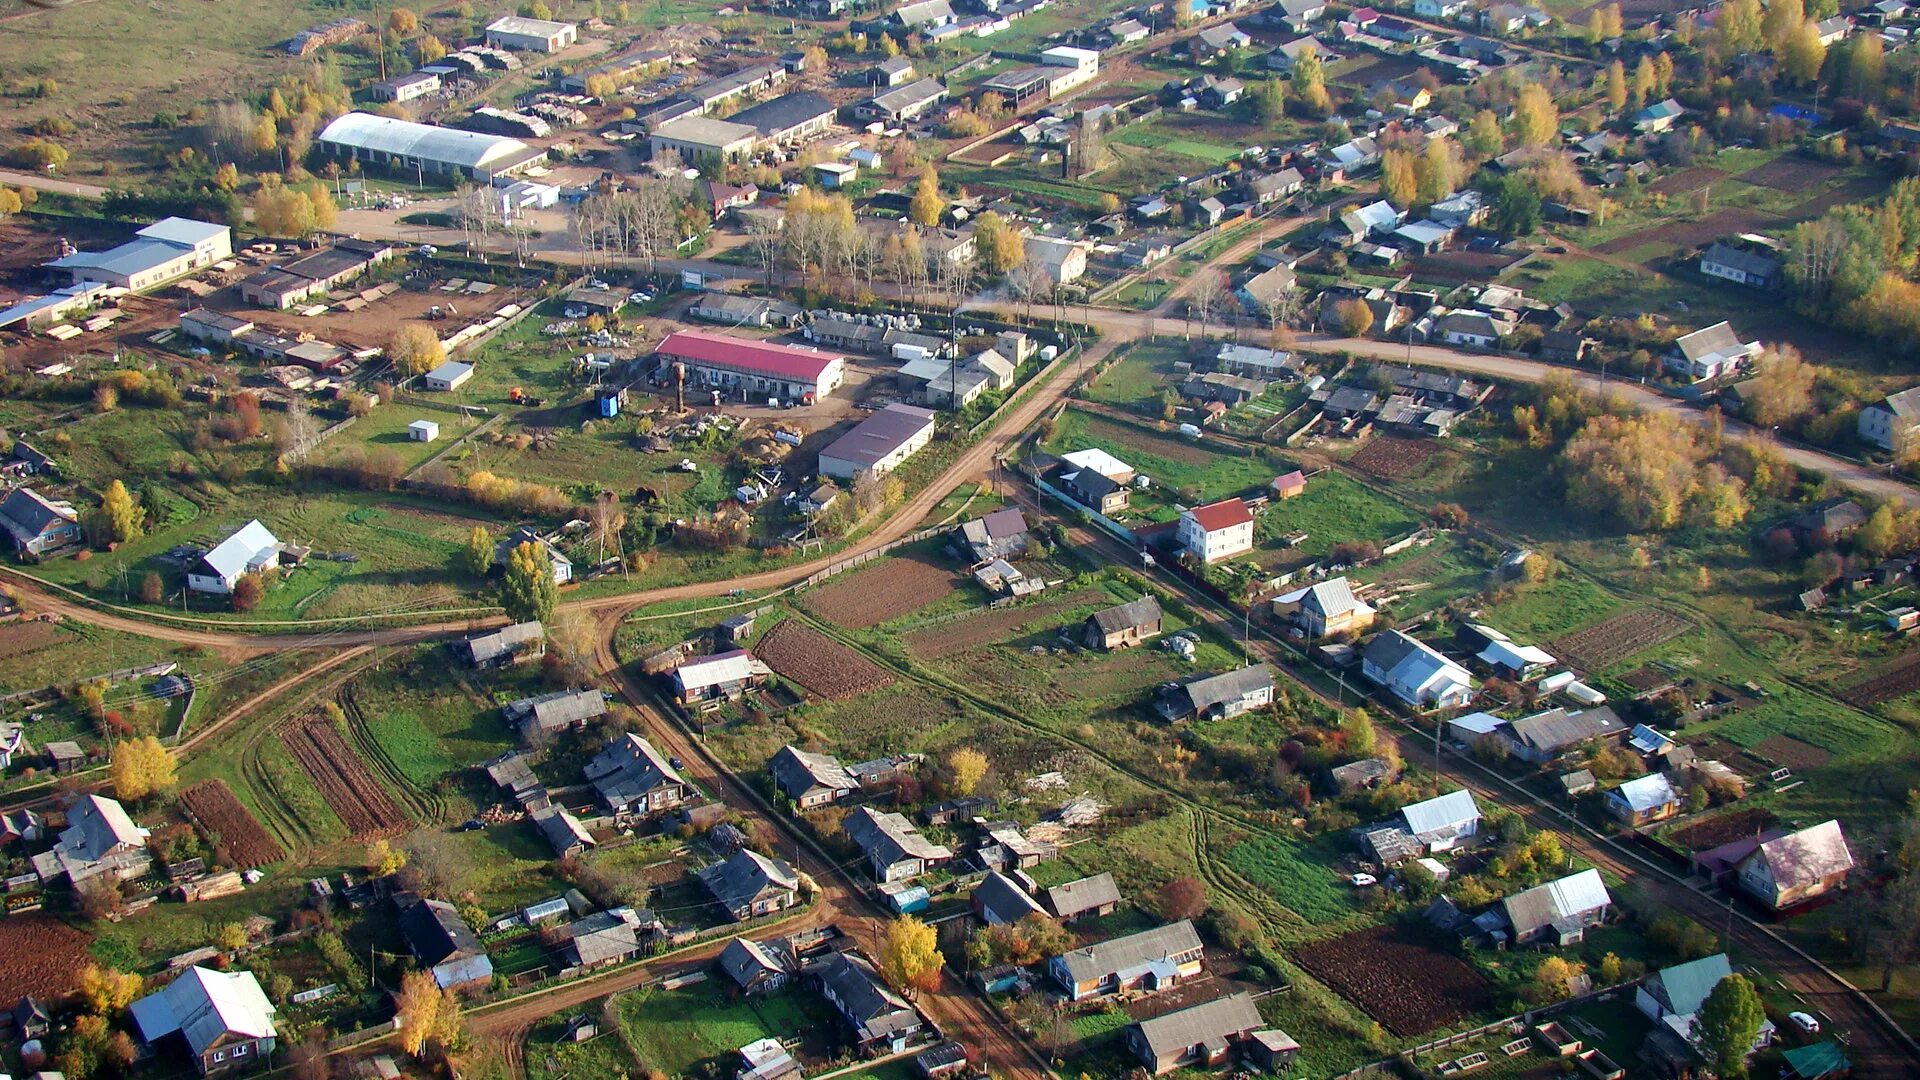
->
[1781, 19, 1826, 83]
[1414, 139, 1458, 205]
[231, 572, 265, 612]
[1254, 77, 1286, 125]
[215, 922, 248, 952]
[138, 572, 164, 604]
[1697, 974, 1765, 1077]
[1511, 85, 1559, 147]
[0, 187, 22, 221]
[367, 838, 409, 877]
[388, 323, 446, 377]
[1341, 709, 1378, 757]
[1719, 0, 1764, 53]
[1742, 345, 1816, 427]
[395, 970, 462, 1059]
[946, 747, 988, 795]
[1291, 45, 1331, 116]
[1605, 60, 1628, 112]
[1463, 109, 1503, 158]
[1859, 503, 1899, 559]
[75, 965, 143, 1015]
[1379, 148, 1417, 208]
[463, 526, 494, 577]
[1762, 0, 1803, 52]
[388, 7, 419, 33]
[96, 479, 143, 543]
[878, 915, 944, 995]
[500, 541, 559, 625]
[1559, 412, 1750, 530]
[972, 210, 1024, 275]
[909, 165, 943, 227]
[109, 736, 178, 801]
[1159, 876, 1209, 920]
[1526, 956, 1587, 1004]
[1331, 297, 1374, 337]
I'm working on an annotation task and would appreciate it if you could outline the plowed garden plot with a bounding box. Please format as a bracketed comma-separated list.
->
[1594, 207, 1773, 256]
[1294, 925, 1494, 1036]
[283, 721, 408, 839]
[1668, 808, 1778, 852]
[803, 556, 961, 629]
[1649, 166, 1727, 196]
[1754, 735, 1832, 770]
[905, 588, 1103, 660]
[1551, 608, 1691, 672]
[1737, 156, 1842, 191]
[1349, 437, 1440, 478]
[178, 780, 284, 868]
[755, 620, 895, 700]
[1841, 653, 1920, 706]
[0, 914, 92, 1001]
[0, 620, 64, 659]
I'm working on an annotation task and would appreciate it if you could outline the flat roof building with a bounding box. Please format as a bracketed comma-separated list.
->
[369, 70, 441, 103]
[485, 15, 578, 51]
[656, 330, 845, 402]
[818, 403, 936, 480]
[238, 239, 395, 309]
[317, 112, 547, 180]
[48, 217, 232, 292]
[649, 114, 761, 164]
[730, 91, 838, 145]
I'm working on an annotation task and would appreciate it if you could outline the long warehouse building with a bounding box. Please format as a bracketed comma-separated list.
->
[654, 330, 845, 404]
[316, 112, 548, 180]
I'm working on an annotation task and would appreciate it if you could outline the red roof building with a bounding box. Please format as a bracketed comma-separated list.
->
[1178, 498, 1256, 564]
[656, 330, 846, 402]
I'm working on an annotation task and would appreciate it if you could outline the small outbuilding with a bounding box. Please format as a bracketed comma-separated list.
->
[409, 420, 439, 442]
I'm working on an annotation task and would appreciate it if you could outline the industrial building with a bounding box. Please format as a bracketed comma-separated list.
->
[856, 77, 948, 123]
[817, 403, 936, 480]
[649, 115, 761, 164]
[369, 70, 441, 103]
[730, 91, 838, 145]
[238, 239, 396, 309]
[47, 217, 232, 291]
[484, 15, 578, 52]
[654, 330, 845, 403]
[316, 112, 547, 180]
[559, 48, 673, 93]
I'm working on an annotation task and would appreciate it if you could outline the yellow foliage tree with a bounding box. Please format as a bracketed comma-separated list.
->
[878, 916, 943, 995]
[76, 965, 144, 1016]
[388, 323, 446, 377]
[366, 838, 408, 878]
[947, 748, 988, 795]
[1379, 148, 1417, 208]
[109, 736, 178, 801]
[909, 165, 943, 227]
[395, 970, 445, 1058]
[1511, 85, 1559, 147]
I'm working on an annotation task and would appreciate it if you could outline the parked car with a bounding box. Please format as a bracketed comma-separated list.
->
[1788, 1012, 1821, 1034]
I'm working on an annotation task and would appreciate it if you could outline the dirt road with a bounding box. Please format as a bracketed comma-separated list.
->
[0, 167, 108, 199]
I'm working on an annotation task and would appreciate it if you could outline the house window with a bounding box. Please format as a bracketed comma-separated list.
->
[234, 1043, 250, 1056]
[213, 1050, 227, 1062]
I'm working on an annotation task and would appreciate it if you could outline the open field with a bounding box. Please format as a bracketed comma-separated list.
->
[1294, 924, 1496, 1037]
[755, 619, 896, 700]
[905, 587, 1105, 659]
[614, 982, 834, 1077]
[1839, 652, 1920, 707]
[0, 620, 65, 659]
[0, 914, 94, 1001]
[282, 719, 408, 839]
[802, 554, 962, 629]
[1042, 407, 1274, 506]
[1550, 607, 1693, 672]
[178, 779, 285, 868]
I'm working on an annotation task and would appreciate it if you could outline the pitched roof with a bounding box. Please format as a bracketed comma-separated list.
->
[1184, 498, 1253, 532]
[1747, 820, 1853, 890]
[1132, 993, 1262, 1059]
[1702, 242, 1781, 279]
[812, 952, 917, 1041]
[1090, 596, 1163, 635]
[770, 744, 859, 798]
[1163, 665, 1273, 716]
[1061, 447, 1133, 478]
[398, 898, 488, 972]
[673, 650, 773, 693]
[818, 403, 936, 471]
[1045, 873, 1121, 919]
[1301, 577, 1364, 618]
[699, 849, 800, 912]
[129, 967, 277, 1058]
[1612, 772, 1678, 813]
[507, 688, 608, 732]
[463, 620, 544, 664]
[0, 488, 77, 541]
[1875, 386, 1920, 418]
[1399, 789, 1480, 837]
[1675, 321, 1753, 364]
[656, 330, 843, 382]
[62, 794, 148, 861]
[1497, 868, 1610, 937]
[529, 805, 594, 855]
[720, 936, 793, 987]
[731, 91, 838, 137]
[1056, 920, 1202, 984]
[845, 807, 952, 866]
[586, 733, 687, 805]
[1506, 706, 1623, 753]
[974, 871, 1046, 923]
[199, 520, 280, 581]
[1653, 953, 1732, 1017]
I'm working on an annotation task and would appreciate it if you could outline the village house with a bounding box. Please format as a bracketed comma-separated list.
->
[1178, 498, 1255, 564]
[1125, 993, 1279, 1076]
[1633, 97, 1686, 133]
[1278, 577, 1376, 639]
[1361, 630, 1473, 709]
[811, 951, 924, 1055]
[187, 520, 281, 594]
[1153, 665, 1275, 722]
[700, 849, 802, 921]
[32, 793, 152, 886]
[1699, 242, 1781, 289]
[1328, 756, 1398, 793]
[1735, 819, 1853, 911]
[1636, 954, 1775, 1063]
[770, 745, 860, 810]
[1359, 789, 1481, 863]
[398, 897, 495, 990]
[973, 871, 1047, 925]
[11, 995, 51, 1040]
[1606, 772, 1681, 826]
[0, 488, 83, 558]
[492, 527, 574, 585]
[721, 936, 795, 994]
[845, 807, 953, 881]
[586, 733, 690, 815]
[456, 621, 545, 669]
[1487, 868, 1612, 947]
[1271, 471, 1306, 500]
[1044, 872, 1121, 922]
[1051, 920, 1205, 1001]
[672, 650, 773, 705]
[1499, 706, 1625, 765]
[1085, 596, 1164, 650]
[528, 805, 594, 859]
[1459, 624, 1556, 680]
[954, 508, 1029, 563]
[1858, 387, 1920, 451]
[130, 967, 277, 1077]
[559, 907, 657, 969]
[1667, 321, 1760, 383]
[1063, 464, 1130, 515]
[504, 688, 607, 743]
[0, 724, 25, 770]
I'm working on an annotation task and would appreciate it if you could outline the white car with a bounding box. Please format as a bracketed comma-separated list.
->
[1788, 1012, 1821, 1035]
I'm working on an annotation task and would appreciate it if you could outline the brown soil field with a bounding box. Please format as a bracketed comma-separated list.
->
[178, 780, 285, 869]
[1753, 735, 1832, 770]
[1551, 608, 1691, 671]
[1294, 924, 1494, 1036]
[1064, 409, 1223, 468]
[0, 914, 93, 1001]
[1792, 173, 1889, 217]
[1737, 156, 1844, 191]
[0, 620, 65, 660]
[905, 588, 1103, 660]
[1349, 437, 1440, 479]
[1411, 249, 1524, 285]
[1593, 207, 1776, 256]
[283, 721, 409, 839]
[755, 620, 896, 700]
[1841, 652, 1920, 706]
[1649, 166, 1728, 197]
[803, 555, 962, 629]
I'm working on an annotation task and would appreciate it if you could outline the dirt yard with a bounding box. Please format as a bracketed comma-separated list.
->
[1294, 924, 1495, 1036]
[213, 278, 540, 353]
[1648, 166, 1728, 197]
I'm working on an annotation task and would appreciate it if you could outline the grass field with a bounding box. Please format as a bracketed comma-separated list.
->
[1224, 832, 1357, 926]
[1110, 127, 1242, 164]
[1255, 471, 1421, 560]
[1041, 406, 1275, 505]
[351, 651, 524, 789]
[615, 983, 832, 1077]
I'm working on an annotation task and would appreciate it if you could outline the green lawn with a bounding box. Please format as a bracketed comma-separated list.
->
[351, 649, 525, 788]
[614, 983, 829, 1078]
[525, 1011, 639, 1080]
[1083, 343, 1187, 412]
[1224, 832, 1357, 925]
[1255, 471, 1421, 560]
[1041, 406, 1275, 504]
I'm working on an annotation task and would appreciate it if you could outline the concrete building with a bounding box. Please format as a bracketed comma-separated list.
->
[48, 217, 232, 291]
[655, 330, 845, 402]
[1858, 387, 1920, 451]
[648, 115, 760, 164]
[731, 91, 838, 146]
[180, 308, 257, 345]
[424, 360, 474, 391]
[187, 520, 280, 594]
[316, 112, 546, 180]
[484, 15, 578, 51]
[238, 240, 395, 309]
[1026, 236, 1089, 284]
[817, 403, 936, 480]
[369, 70, 441, 103]
[1177, 498, 1255, 563]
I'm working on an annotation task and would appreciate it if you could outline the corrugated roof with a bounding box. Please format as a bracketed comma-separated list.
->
[674, 649, 772, 693]
[660, 330, 841, 381]
[1613, 772, 1678, 813]
[770, 744, 858, 797]
[1751, 820, 1853, 890]
[1045, 873, 1121, 918]
[319, 112, 535, 171]
[1057, 920, 1202, 984]
[819, 403, 935, 471]
[130, 967, 276, 1057]
[1654, 953, 1732, 1017]
[1399, 789, 1479, 837]
[1133, 993, 1262, 1058]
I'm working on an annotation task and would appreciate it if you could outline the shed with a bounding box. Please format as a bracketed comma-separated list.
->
[409, 419, 439, 442]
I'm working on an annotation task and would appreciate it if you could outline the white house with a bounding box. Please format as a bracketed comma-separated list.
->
[1858, 387, 1920, 451]
[424, 360, 474, 392]
[1361, 630, 1473, 708]
[409, 419, 439, 442]
[1397, 789, 1480, 853]
[1413, 0, 1472, 18]
[1667, 321, 1759, 383]
[1177, 498, 1255, 564]
[1026, 236, 1090, 285]
[485, 15, 578, 51]
[188, 520, 281, 595]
